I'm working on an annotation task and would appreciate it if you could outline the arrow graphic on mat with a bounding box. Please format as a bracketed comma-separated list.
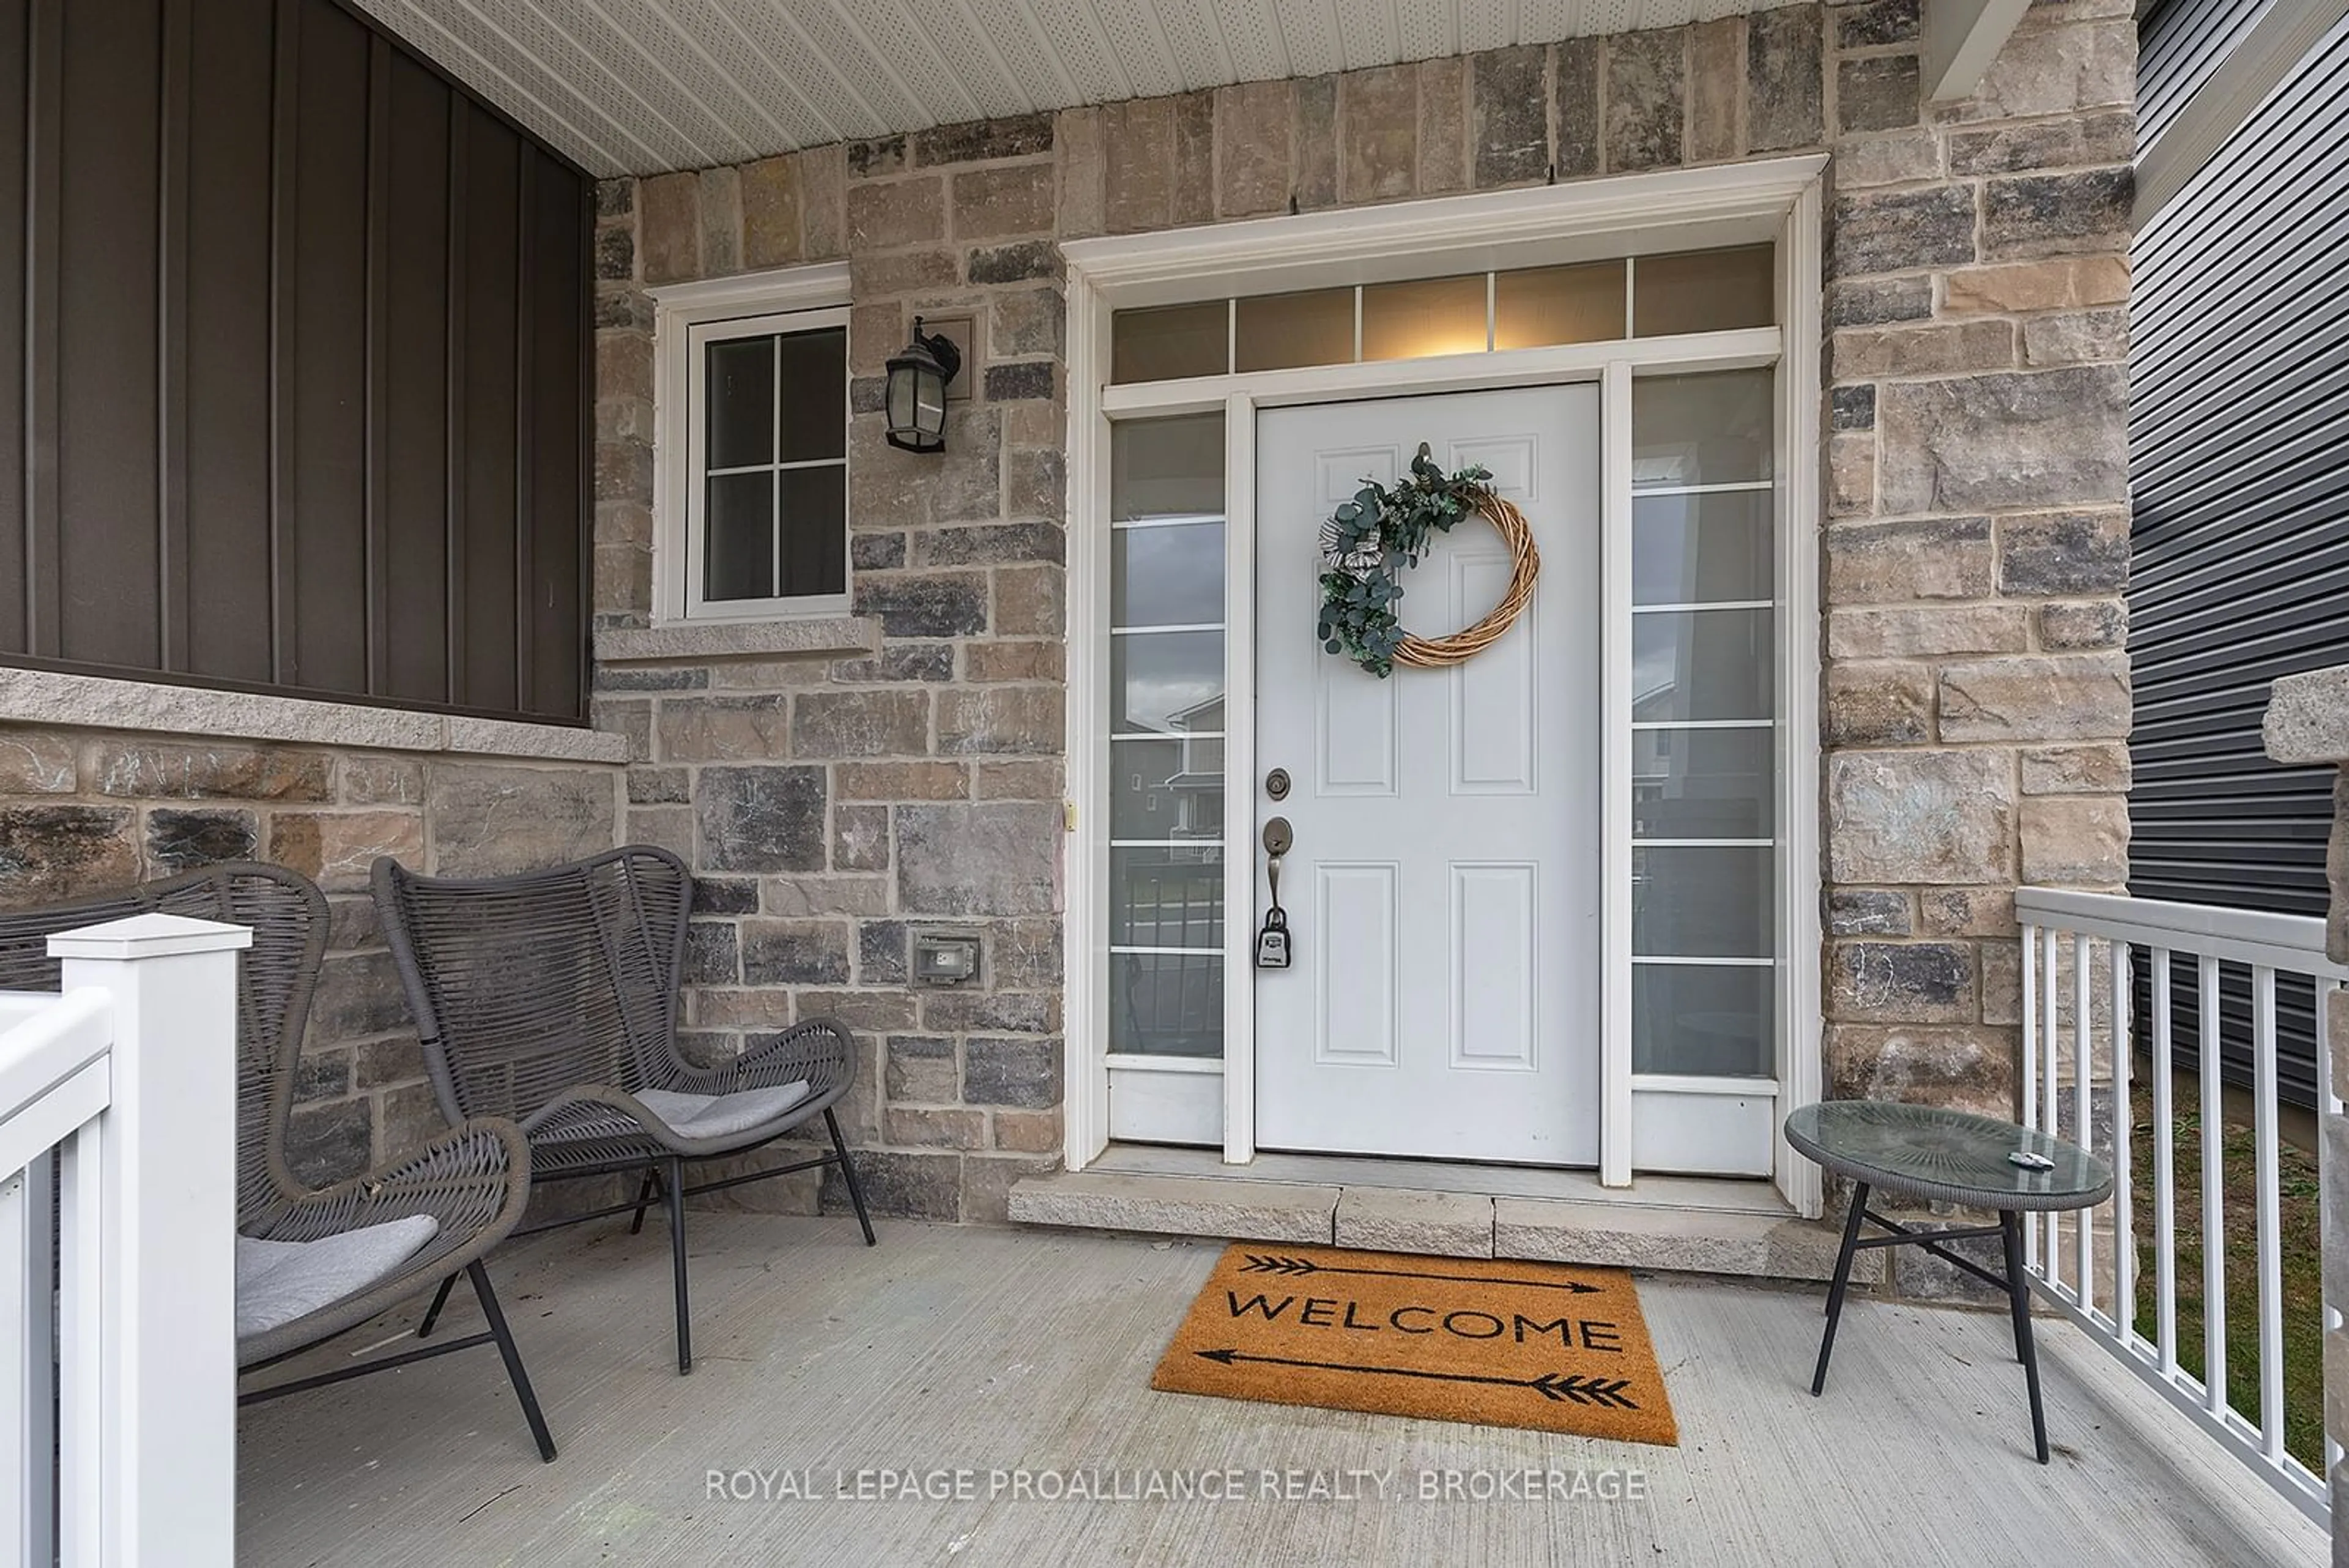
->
[1193, 1349, 1639, 1408]
[1238, 1254, 1601, 1293]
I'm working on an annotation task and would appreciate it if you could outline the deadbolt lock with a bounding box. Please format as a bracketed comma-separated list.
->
[1265, 767, 1291, 801]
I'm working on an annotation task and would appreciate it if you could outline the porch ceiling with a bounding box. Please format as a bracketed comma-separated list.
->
[344, 0, 1808, 177]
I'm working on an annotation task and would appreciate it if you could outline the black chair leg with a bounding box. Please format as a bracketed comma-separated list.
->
[1811, 1182, 1870, 1397]
[628, 1166, 662, 1236]
[2002, 1211, 2051, 1464]
[467, 1260, 557, 1463]
[665, 1156, 693, 1374]
[417, 1273, 459, 1339]
[826, 1109, 877, 1246]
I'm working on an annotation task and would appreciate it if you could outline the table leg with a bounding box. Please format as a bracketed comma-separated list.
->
[2001, 1209, 2049, 1463]
[1810, 1182, 1870, 1397]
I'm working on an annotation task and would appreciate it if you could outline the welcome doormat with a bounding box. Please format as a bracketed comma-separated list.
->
[1151, 1244, 1678, 1446]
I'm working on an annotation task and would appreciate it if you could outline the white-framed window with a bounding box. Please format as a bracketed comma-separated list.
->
[650, 264, 852, 625]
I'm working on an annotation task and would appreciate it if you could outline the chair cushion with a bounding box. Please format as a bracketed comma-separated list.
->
[634, 1081, 811, 1142]
[235, 1214, 439, 1341]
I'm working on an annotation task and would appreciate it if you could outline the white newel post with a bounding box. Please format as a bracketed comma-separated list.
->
[50, 914, 250, 1568]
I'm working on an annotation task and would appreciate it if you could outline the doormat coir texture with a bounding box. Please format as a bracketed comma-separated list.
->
[1151, 1243, 1678, 1446]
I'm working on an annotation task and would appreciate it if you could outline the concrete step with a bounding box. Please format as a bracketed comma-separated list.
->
[1007, 1170, 1880, 1285]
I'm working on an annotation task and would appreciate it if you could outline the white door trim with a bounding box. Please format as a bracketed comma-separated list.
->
[1062, 158, 1827, 1215]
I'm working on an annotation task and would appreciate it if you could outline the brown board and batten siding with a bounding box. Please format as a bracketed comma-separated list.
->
[0, 0, 591, 724]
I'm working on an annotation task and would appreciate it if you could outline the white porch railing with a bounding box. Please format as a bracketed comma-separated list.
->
[2016, 886, 2345, 1528]
[0, 914, 249, 1567]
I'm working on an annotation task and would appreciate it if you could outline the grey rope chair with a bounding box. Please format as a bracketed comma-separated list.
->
[371, 844, 875, 1375]
[0, 863, 554, 1460]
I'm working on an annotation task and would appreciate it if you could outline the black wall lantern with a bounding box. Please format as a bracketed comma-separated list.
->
[885, 317, 963, 453]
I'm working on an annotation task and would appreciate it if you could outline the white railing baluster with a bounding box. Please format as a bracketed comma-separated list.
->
[2251, 965, 2285, 1463]
[2320, 980, 2343, 1478]
[2076, 931, 2095, 1309]
[2013, 890, 2342, 1528]
[2199, 953, 2227, 1422]
[2153, 946, 2178, 1378]
[58, 1116, 101, 1566]
[2112, 942, 2132, 1345]
[2022, 923, 2041, 1270]
[0, 1163, 26, 1560]
[2044, 924, 2063, 1285]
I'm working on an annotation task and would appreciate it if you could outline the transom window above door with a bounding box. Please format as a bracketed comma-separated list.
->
[1109, 244, 1774, 384]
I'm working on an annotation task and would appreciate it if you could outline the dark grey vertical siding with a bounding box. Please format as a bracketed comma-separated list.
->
[0, 0, 590, 721]
[2129, 12, 2349, 1108]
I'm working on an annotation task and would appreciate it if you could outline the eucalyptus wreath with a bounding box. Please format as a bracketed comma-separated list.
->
[1315, 451, 1496, 678]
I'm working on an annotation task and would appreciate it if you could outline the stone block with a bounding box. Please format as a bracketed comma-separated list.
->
[926, 989, 1058, 1038]
[2021, 743, 2131, 795]
[637, 172, 699, 284]
[1214, 80, 1291, 217]
[1828, 276, 1932, 327]
[989, 288, 1064, 360]
[982, 361, 1054, 403]
[823, 1149, 963, 1222]
[91, 740, 332, 801]
[2019, 795, 2129, 886]
[852, 248, 959, 299]
[590, 697, 652, 764]
[992, 565, 1064, 637]
[630, 768, 691, 806]
[995, 1107, 1063, 1154]
[685, 921, 740, 986]
[1941, 256, 2129, 314]
[2037, 600, 2127, 651]
[974, 760, 1063, 801]
[837, 760, 970, 801]
[1877, 366, 2126, 513]
[1417, 55, 1468, 192]
[1173, 89, 1215, 225]
[886, 1035, 959, 1103]
[938, 687, 1063, 755]
[1947, 111, 2133, 177]
[269, 809, 425, 892]
[146, 807, 258, 873]
[739, 155, 801, 269]
[1833, 129, 1940, 189]
[1687, 18, 1742, 163]
[992, 918, 1063, 988]
[848, 136, 905, 179]
[964, 1035, 1063, 1109]
[793, 690, 929, 759]
[967, 641, 1064, 683]
[1831, 385, 1876, 432]
[0, 732, 75, 794]
[1294, 75, 1338, 209]
[1829, 889, 1913, 937]
[856, 919, 908, 986]
[310, 948, 411, 1042]
[738, 919, 852, 986]
[1827, 750, 2015, 885]
[1335, 1188, 1494, 1258]
[1999, 510, 2128, 596]
[697, 166, 740, 275]
[915, 113, 1053, 166]
[1104, 98, 1175, 232]
[952, 164, 1055, 240]
[1830, 941, 1977, 1023]
[1825, 1023, 2015, 1115]
[963, 1154, 1061, 1225]
[1827, 605, 2030, 659]
[833, 804, 891, 873]
[696, 766, 827, 873]
[1833, 320, 2014, 379]
[284, 1098, 371, 1188]
[2022, 308, 2128, 367]
[897, 802, 1059, 916]
[657, 695, 792, 763]
[1837, 55, 1918, 134]
[845, 176, 944, 250]
[1826, 663, 1934, 746]
[852, 573, 990, 639]
[1831, 185, 1974, 278]
[1826, 516, 1994, 603]
[354, 1035, 423, 1090]
[1493, 1197, 1880, 1284]
[886, 1106, 987, 1150]
[1473, 45, 1548, 187]
[1837, 0, 1920, 47]
[1746, 5, 1824, 152]
[1983, 168, 2132, 260]
[0, 805, 144, 906]
[1827, 431, 1876, 517]
[1553, 38, 1601, 177]
[1939, 653, 2128, 743]
[595, 180, 632, 218]
[1056, 106, 1105, 239]
[1006, 1172, 1338, 1243]
[1338, 64, 1416, 204]
[831, 644, 954, 685]
[1006, 448, 1066, 522]
[692, 878, 760, 916]
[1918, 887, 2016, 938]
[851, 409, 1001, 527]
[1606, 26, 1685, 172]
[1956, 16, 2134, 122]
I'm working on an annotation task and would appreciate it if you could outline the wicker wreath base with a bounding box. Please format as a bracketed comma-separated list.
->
[1389, 487, 1542, 669]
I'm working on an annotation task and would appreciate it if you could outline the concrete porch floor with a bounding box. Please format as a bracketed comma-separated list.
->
[236, 1215, 2325, 1567]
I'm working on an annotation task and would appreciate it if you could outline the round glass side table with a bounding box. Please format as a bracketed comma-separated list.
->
[1783, 1100, 2113, 1464]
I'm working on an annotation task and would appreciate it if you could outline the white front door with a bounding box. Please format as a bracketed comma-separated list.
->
[1253, 386, 1602, 1165]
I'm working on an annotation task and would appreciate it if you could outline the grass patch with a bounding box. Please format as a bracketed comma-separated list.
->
[2126, 1079, 2324, 1470]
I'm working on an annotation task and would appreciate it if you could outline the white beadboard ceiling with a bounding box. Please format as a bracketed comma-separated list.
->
[344, 0, 1806, 177]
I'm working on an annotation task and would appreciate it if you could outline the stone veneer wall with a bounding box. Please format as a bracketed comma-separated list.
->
[0, 729, 620, 1181]
[579, 0, 2141, 1236]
